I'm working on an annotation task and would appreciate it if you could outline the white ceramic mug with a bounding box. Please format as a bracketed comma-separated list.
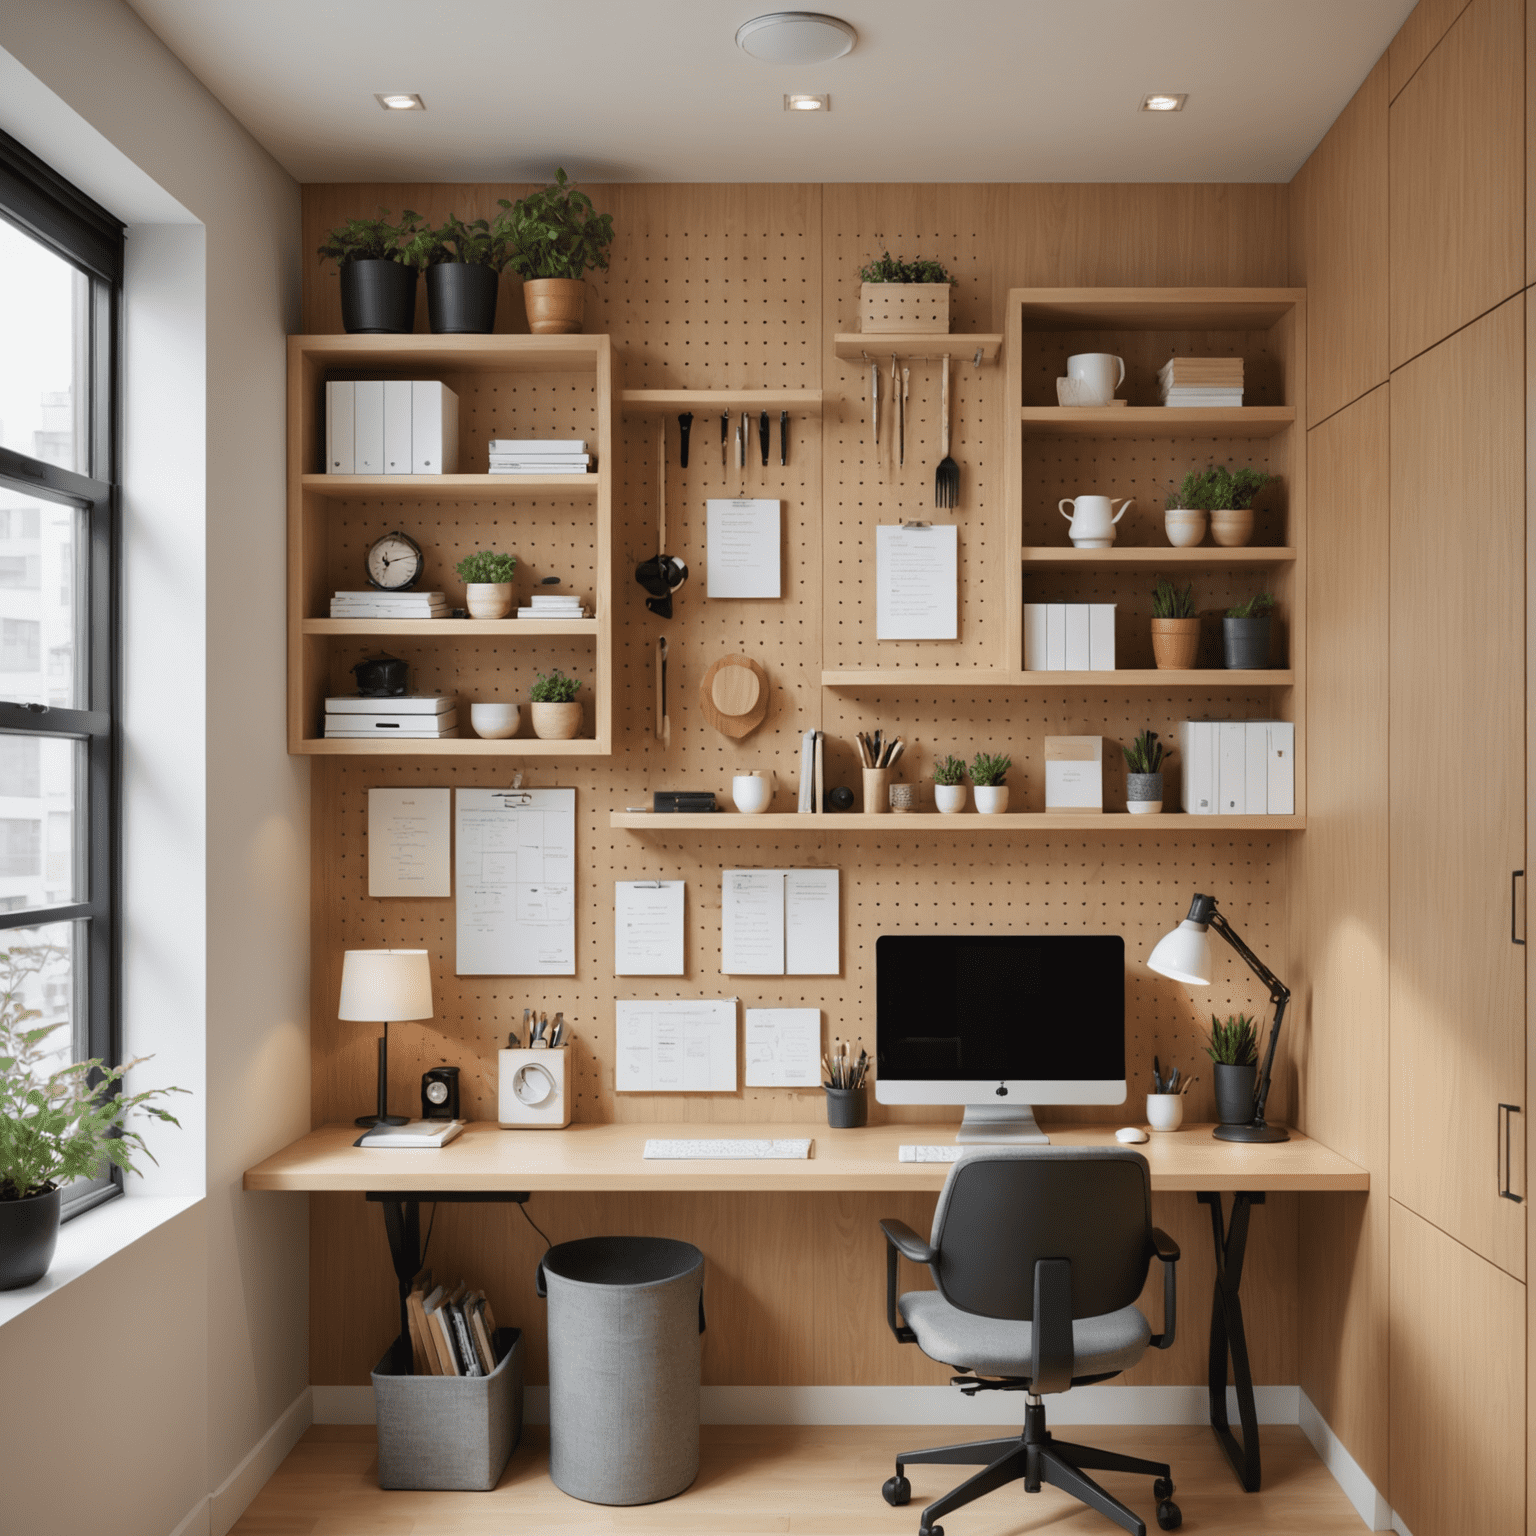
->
[1146, 1093, 1184, 1132]
[1066, 352, 1126, 405]
[1060, 495, 1132, 548]
[732, 770, 776, 814]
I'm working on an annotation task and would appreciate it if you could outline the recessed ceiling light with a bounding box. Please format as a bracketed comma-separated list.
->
[785, 93, 830, 112]
[737, 12, 857, 65]
[1140, 93, 1187, 112]
[375, 93, 426, 112]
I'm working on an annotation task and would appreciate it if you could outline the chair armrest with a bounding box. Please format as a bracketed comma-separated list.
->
[880, 1219, 935, 1264]
[880, 1219, 932, 1343]
[1149, 1226, 1178, 1350]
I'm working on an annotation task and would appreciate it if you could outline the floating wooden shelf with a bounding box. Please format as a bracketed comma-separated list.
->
[301, 472, 599, 499]
[833, 333, 1003, 364]
[301, 618, 598, 638]
[820, 669, 1294, 689]
[612, 811, 1305, 833]
[287, 332, 608, 373]
[1014, 289, 1301, 331]
[296, 737, 607, 757]
[1022, 546, 1296, 568]
[1018, 406, 1295, 438]
[621, 389, 823, 415]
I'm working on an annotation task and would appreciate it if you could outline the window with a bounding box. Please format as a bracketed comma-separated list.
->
[0, 127, 122, 1217]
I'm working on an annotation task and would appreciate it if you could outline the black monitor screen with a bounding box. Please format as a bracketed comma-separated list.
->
[875, 934, 1125, 1082]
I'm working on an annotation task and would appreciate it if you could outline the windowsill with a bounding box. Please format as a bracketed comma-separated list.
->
[0, 1192, 201, 1328]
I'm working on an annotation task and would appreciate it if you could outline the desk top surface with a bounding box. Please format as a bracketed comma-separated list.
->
[242, 1121, 1369, 1195]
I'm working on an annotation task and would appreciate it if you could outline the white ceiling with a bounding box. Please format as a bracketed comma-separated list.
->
[127, 0, 1414, 185]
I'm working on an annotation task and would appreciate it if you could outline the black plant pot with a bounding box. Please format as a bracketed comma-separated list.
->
[339, 260, 417, 334]
[824, 1086, 868, 1129]
[1223, 615, 1272, 670]
[0, 1186, 61, 1290]
[426, 263, 499, 334]
[1214, 1062, 1257, 1126]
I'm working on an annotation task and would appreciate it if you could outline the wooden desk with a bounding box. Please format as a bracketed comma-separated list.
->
[245, 1120, 1366, 1495]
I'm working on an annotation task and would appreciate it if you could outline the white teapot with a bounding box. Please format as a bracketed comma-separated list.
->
[1059, 495, 1132, 549]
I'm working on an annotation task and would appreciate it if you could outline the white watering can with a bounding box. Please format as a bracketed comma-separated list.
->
[1060, 495, 1132, 549]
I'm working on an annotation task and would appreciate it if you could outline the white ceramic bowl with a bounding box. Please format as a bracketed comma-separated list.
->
[1164, 508, 1207, 548]
[470, 701, 520, 739]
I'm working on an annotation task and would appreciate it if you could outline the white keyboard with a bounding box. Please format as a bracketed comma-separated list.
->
[898, 1144, 966, 1163]
[644, 1138, 813, 1160]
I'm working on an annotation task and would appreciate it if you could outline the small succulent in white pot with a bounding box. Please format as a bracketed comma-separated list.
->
[1123, 729, 1166, 815]
[932, 754, 968, 814]
[970, 751, 1011, 815]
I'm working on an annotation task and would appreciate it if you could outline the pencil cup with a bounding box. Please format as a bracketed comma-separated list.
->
[824, 1085, 868, 1129]
[862, 768, 892, 814]
[1146, 1093, 1184, 1133]
[888, 782, 918, 813]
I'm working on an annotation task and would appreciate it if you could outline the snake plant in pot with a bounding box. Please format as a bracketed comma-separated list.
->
[497, 170, 615, 334]
[1224, 592, 1275, 670]
[1205, 1013, 1259, 1126]
[1123, 729, 1166, 815]
[317, 208, 425, 334]
[1150, 577, 1201, 669]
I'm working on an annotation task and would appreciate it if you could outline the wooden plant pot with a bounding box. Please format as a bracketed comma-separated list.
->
[465, 582, 513, 619]
[522, 278, 586, 335]
[1151, 616, 1201, 669]
[859, 282, 950, 334]
[1209, 507, 1254, 548]
[530, 701, 583, 740]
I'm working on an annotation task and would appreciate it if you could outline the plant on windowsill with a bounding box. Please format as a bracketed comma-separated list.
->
[1150, 577, 1201, 670]
[1123, 730, 1166, 816]
[932, 754, 968, 815]
[0, 941, 185, 1290]
[1205, 1013, 1259, 1127]
[969, 752, 1011, 816]
[1223, 591, 1275, 671]
[455, 550, 518, 619]
[857, 250, 956, 335]
[316, 208, 426, 334]
[496, 169, 615, 335]
[413, 214, 516, 335]
[529, 668, 584, 740]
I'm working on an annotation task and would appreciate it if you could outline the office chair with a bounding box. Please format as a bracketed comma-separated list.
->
[879, 1146, 1182, 1536]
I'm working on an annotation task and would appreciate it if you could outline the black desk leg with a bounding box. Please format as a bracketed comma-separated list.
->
[1198, 1190, 1265, 1493]
[378, 1198, 423, 1370]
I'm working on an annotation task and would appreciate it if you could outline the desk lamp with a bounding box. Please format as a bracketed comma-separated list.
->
[1146, 894, 1290, 1144]
[339, 949, 433, 1129]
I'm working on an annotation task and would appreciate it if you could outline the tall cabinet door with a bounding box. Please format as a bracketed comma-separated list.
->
[1390, 294, 1527, 1279]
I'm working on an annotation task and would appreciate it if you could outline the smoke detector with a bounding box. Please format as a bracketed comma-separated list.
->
[736, 12, 857, 65]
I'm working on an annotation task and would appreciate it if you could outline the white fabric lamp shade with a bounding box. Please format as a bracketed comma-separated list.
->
[338, 949, 434, 1021]
[1146, 920, 1212, 986]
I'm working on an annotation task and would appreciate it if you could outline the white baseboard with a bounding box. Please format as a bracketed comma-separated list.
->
[208, 1387, 314, 1536]
[1297, 1391, 1420, 1534]
[167, 1499, 209, 1536]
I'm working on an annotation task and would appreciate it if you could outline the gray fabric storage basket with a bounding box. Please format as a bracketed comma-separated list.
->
[540, 1235, 704, 1505]
[371, 1326, 523, 1490]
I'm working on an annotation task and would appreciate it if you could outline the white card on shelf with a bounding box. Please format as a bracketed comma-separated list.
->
[368, 787, 451, 898]
[876, 524, 957, 640]
[614, 880, 685, 976]
[745, 1008, 822, 1087]
[616, 998, 737, 1092]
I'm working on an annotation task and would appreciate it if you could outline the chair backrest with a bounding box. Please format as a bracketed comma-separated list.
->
[928, 1146, 1153, 1320]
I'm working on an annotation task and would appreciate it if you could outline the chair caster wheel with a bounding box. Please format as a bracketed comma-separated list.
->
[1156, 1499, 1182, 1530]
[882, 1475, 911, 1507]
[1153, 1476, 1175, 1500]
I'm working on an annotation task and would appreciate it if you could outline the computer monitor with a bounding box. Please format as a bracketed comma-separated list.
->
[875, 933, 1126, 1142]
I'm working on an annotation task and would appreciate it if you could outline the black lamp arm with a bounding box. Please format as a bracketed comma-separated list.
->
[1207, 904, 1290, 1124]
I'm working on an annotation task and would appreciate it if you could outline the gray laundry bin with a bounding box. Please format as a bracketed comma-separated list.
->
[537, 1235, 704, 1505]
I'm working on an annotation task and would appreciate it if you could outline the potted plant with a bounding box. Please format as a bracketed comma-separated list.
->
[416, 214, 514, 334]
[1205, 1014, 1259, 1127]
[1123, 729, 1166, 815]
[1224, 592, 1275, 669]
[496, 169, 615, 335]
[1163, 472, 1207, 548]
[933, 754, 968, 814]
[1177, 465, 1271, 548]
[1150, 577, 1200, 669]
[456, 551, 517, 619]
[0, 941, 184, 1290]
[316, 208, 425, 334]
[969, 752, 1011, 815]
[857, 251, 956, 334]
[530, 668, 584, 739]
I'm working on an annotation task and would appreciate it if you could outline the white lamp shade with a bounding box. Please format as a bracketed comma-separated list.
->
[1147, 920, 1213, 986]
[338, 949, 434, 1021]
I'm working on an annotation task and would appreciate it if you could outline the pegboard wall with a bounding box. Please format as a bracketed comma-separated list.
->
[302, 182, 1301, 1385]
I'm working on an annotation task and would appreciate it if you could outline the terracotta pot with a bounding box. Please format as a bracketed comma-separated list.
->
[465, 582, 513, 619]
[973, 784, 1009, 815]
[0, 1185, 61, 1290]
[1151, 616, 1201, 669]
[1209, 507, 1254, 547]
[522, 278, 586, 335]
[531, 701, 583, 740]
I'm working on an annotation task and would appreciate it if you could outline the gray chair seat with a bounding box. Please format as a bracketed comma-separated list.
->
[898, 1288, 1151, 1378]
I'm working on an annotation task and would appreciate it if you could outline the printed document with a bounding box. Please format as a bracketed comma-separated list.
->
[876, 523, 958, 639]
[615, 998, 737, 1092]
[721, 868, 840, 976]
[706, 498, 781, 598]
[368, 787, 451, 897]
[614, 881, 686, 976]
[745, 1008, 822, 1087]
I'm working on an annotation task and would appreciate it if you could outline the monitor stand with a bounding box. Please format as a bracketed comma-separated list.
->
[956, 1103, 1049, 1144]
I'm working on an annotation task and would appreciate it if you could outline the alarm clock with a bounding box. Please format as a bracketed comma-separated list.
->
[366, 530, 424, 591]
[421, 1065, 460, 1120]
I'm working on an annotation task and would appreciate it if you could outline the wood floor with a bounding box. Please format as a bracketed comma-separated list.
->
[230, 1423, 1367, 1535]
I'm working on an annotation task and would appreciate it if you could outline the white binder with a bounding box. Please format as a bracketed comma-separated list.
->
[383, 380, 413, 474]
[325, 380, 354, 473]
[354, 380, 384, 474]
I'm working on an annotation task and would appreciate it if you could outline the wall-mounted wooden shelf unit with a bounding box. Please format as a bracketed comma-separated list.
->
[821, 668, 1294, 689]
[611, 811, 1304, 833]
[621, 389, 823, 415]
[1021, 547, 1296, 568]
[1019, 405, 1294, 438]
[833, 333, 1002, 364]
[300, 472, 599, 499]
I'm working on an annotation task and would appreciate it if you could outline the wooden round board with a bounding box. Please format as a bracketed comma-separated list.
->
[699, 654, 770, 738]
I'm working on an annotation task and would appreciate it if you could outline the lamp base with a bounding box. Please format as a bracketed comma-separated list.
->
[1213, 1120, 1290, 1144]
[355, 1113, 410, 1129]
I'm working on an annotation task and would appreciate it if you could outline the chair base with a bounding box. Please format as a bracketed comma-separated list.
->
[888, 1397, 1178, 1536]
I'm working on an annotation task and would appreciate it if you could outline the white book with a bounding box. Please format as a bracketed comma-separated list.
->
[412, 381, 458, 474]
[1046, 604, 1066, 671]
[1024, 604, 1049, 671]
[325, 727, 461, 739]
[1267, 721, 1295, 814]
[325, 380, 354, 473]
[326, 694, 456, 715]
[354, 380, 385, 474]
[1218, 722, 1247, 814]
[1179, 721, 1217, 814]
[1089, 604, 1116, 670]
[1064, 604, 1091, 670]
[1161, 392, 1244, 407]
[334, 591, 447, 602]
[1045, 736, 1103, 812]
[488, 439, 588, 453]
[798, 729, 816, 813]
[354, 1118, 464, 1148]
[325, 709, 460, 734]
[1245, 721, 1270, 816]
[384, 380, 413, 474]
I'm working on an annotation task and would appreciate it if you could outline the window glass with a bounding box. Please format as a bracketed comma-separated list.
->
[0, 734, 78, 907]
[1, 920, 86, 1133]
[0, 486, 80, 707]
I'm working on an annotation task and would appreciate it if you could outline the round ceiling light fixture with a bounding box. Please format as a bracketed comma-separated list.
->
[736, 12, 857, 65]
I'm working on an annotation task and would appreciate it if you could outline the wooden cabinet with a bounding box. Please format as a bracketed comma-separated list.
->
[1390, 297, 1527, 1279]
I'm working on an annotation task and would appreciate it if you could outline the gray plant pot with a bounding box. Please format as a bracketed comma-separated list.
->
[0, 1185, 61, 1290]
[1223, 615, 1272, 670]
[1126, 772, 1163, 807]
[1214, 1062, 1257, 1125]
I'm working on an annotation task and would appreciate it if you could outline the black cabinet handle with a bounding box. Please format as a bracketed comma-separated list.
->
[1499, 1103, 1523, 1202]
[1514, 871, 1526, 944]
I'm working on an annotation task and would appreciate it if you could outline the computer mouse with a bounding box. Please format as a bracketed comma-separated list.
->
[1115, 1126, 1149, 1144]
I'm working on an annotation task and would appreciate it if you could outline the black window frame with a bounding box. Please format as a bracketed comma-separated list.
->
[0, 128, 123, 1219]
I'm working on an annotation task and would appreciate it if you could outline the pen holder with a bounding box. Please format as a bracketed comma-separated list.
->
[824, 1085, 868, 1129]
[862, 768, 892, 815]
[498, 1047, 572, 1128]
[1146, 1092, 1184, 1133]
[888, 782, 918, 814]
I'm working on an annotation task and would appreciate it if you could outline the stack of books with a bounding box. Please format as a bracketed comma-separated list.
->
[518, 592, 590, 620]
[323, 695, 458, 739]
[1158, 357, 1244, 407]
[330, 590, 450, 619]
[487, 438, 592, 474]
[406, 1270, 504, 1378]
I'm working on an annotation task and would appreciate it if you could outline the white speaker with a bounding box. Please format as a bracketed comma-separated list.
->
[497, 1047, 572, 1128]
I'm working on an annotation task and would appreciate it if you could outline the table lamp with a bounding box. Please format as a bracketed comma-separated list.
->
[339, 949, 434, 1129]
[1146, 893, 1290, 1144]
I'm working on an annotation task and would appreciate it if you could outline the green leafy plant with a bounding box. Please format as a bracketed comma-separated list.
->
[1172, 465, 1272, 512]
[1123, 730, 1165, 775]
[0, 942, 185, 1200]
[858, 250, 955, 285]
[531, 669, 582, 704]
[316, 207, 425, 266]
[1226, 592, 1275, 620]
[969, 752, 1011, 787]
[414, 213, 513, 270]
[1205, 1014, 1259, 1067]
[496, 170, 615, 282]
[1152, 578, 1197, 619]
[456, 551, 517, 584]
[933, 754, 966, 786]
